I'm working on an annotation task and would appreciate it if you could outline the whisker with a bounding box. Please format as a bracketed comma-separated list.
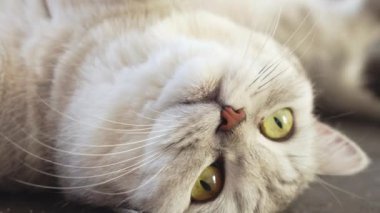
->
[4, 107, 176, 150]
[21, 150, 162, 180]
[252, 68, 288, 96]
[119, 166, 165, 200]
[281, 10, 312, 48]
[249, 9, 315, 93]
[322, 111, 356, 121]
[240, 30, 255, 67]
[318, 179, 343, 207]
[258, 68, 288, 89]
[130, 110, 176, 122]
[143, 105, 183, 119]
[35, 93, 177, 133]
[0, 132, 87, 169]
[260, 62, 282, 81]
[89, 114, 157, 127]
[247, 63, 272, 88]
[286, 24, 316, 59]
[25, 130, 167, 157]
[1, 131, 165, 169]
[315, 177, 378, 205]
[14, 62, 167, 129]
[246, 6, 283, 88]
[57, 133, 170, 148]
[255, 6, 283, 58]
[92, 165, 165, 198]
[14, 152, 164, 190]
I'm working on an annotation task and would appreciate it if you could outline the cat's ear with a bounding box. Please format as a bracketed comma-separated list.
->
[315, 122, 370, 176]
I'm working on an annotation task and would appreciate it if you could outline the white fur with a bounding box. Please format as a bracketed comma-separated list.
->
[0, 0, 373, 212]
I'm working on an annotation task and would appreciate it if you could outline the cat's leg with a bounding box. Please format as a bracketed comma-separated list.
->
[367, 0, 380, 19]
[280, 5, 380, 121]
[315, 2, 380, 120]
[313, 26, 380, 121]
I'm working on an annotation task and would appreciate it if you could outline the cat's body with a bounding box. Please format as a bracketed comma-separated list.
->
[0, 0, 376, 212]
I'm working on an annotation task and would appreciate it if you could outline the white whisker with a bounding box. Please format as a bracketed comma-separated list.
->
[14, 152, 164, 190]
[281, 10, 312, 48]
[89, 115, 157, 127]
[143, 105, 183, 119]
[249, 13, 317, 92]
[318, 178, 343, 207]
[21, 150, 162, 180]
[24, 130, 166, 157]
[255, 6, 283, 58]
[58, 132, 171, 148]
[35, 93, 177, 133]
[1, 131, 164, 169]
[316, 177, 376, 204]
[91, 165, 165, 198]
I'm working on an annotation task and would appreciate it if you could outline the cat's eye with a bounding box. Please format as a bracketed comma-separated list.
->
[191, 165, 223, 202]
[260, 108, 294, 141]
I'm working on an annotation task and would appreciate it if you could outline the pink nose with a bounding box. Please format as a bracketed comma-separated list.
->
[218, 106, 246, 132]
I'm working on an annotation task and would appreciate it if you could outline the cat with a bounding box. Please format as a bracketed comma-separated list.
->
[0, 0, 377, 212]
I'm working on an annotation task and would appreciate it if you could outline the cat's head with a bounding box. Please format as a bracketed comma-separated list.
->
[57, 12, 370, 212]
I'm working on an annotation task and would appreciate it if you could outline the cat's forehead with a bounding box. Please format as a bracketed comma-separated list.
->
[145, 11, 313, 114]
[218, 53, 311, 112]
[155, 43, 312, 113]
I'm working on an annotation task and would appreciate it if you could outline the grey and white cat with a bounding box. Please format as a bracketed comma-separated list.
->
[0, 0, 377, 212]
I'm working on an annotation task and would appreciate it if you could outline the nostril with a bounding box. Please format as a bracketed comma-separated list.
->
[218, 106, 246, 132]
[221, 117, 228, 126]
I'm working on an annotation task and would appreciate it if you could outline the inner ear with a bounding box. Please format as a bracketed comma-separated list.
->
[315, 122, 370, 176]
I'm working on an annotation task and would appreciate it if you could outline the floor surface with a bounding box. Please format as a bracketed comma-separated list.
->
[286, 118, 380, 213]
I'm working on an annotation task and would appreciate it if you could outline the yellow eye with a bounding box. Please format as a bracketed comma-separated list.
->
[191, 165, 223, 202]
[260, 108, 294, 141]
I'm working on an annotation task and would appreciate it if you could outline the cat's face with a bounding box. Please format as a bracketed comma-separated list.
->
[57, 12, 369, 213]
[127, 42, 316, 213]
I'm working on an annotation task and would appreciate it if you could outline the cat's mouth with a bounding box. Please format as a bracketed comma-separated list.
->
[190, 157, 225, 203]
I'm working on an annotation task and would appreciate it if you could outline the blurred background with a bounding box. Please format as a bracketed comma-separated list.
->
[0, 0, 379, 213]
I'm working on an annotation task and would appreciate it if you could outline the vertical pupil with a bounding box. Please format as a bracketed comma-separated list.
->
[274, 117, 283, 128]
[200, 180, 212, 192]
